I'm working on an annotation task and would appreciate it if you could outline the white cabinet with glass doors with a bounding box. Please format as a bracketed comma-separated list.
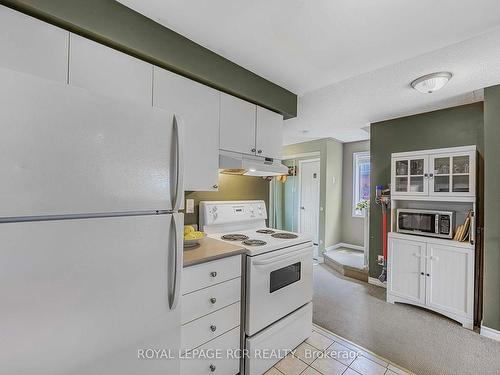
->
[391, 146, 476, 200]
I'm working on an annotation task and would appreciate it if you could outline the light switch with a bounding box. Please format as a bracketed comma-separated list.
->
[186, 199, 195, 214]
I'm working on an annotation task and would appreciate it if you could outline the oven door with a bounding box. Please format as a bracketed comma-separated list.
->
[245, 243, 313, 336]
[398, 211, 437, 236]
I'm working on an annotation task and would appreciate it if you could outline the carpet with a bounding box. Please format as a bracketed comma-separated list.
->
[312, 264, 500, 375]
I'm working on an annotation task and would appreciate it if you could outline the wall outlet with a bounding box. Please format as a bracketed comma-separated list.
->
[377, 255, 385, 265]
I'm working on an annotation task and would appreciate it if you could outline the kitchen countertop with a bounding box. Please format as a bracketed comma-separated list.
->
[183, 237, 246, 267]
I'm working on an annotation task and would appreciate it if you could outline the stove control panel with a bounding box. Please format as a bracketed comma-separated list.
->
[199, 200, 267, 227]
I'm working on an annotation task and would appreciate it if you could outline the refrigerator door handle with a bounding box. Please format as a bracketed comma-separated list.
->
[169, 212, 183, 310]
[172, 115, 185, 211]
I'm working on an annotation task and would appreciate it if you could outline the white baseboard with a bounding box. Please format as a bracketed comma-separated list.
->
[481, 325, 500, 342]
[326, 242, 364, 252]
[368, 277, 387, 288]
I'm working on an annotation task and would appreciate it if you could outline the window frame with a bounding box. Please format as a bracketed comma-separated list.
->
[352, 151, 371, 217]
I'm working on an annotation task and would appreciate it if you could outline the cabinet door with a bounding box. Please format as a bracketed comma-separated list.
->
[0, 6, 68, 83]
[425, 244, 474, 318]
[153, 67, 219, 191]
[388, 237, 426, 304]
[220, 93, 256, 155]
[429, 151, 475, 198]
[256, 106, 283, 159]
[391, 156, 428, 196]
[69, 34, 152, 105]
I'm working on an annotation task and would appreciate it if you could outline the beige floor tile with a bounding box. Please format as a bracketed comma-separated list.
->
[310, 356, 347, 374]
[324, 341, 358, 366]
[384, 370, 399, 375]
[300, 366, 322, 375]
[275, 354, 308, 375]
[306, 331, 334, 350]
[264, 367, 284, 375]
[344, 369, 362, 375]
[349, 356, 387, 375]
[294, 342, 322, 365]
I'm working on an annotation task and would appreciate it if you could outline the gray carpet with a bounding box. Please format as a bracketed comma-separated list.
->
[313, 264, 500, 375]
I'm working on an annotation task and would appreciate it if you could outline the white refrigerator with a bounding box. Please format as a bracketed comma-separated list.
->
[0, 68, 184, 375]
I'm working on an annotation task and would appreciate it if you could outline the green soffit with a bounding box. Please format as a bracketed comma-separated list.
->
[1, 0, 297, 119]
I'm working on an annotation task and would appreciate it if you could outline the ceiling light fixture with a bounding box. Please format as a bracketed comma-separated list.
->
[411, 72, 452, 94]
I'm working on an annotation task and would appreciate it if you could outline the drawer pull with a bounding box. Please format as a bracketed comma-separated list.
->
[209, 364, 216, 372]
[210, 297, 217, 304]
[210, 271, 218, 278]
[210, 325, 217, 332]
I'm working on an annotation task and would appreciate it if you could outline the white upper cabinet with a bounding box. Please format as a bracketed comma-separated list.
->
[220, 93, 257, 155]
[0, 6, 68, 83]
[256, 106, 283, 159]
[391, 146, 476, 201]
[69, 34, 152, 105]
[153, 67, 220, 191]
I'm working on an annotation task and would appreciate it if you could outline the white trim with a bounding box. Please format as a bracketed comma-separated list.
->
[480, 325, 500, 342]
[282, 151, 321, 160]
[298, 158, 321, 244]
[391, 145, 476, 158]
[326, 242, 364, 252]
[369, 277, 387, 288]
[352, 151, 370, 217]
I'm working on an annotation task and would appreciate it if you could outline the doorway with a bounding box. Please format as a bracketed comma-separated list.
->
[299, 159, 320, 257]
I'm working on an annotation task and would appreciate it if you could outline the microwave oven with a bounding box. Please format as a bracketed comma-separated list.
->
[397, 209, 454, 239]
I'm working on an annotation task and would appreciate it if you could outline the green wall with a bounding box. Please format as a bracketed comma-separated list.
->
[185, 174, 270, 227]
[0, 0, 297, 118]
[483, 86, 500, 331]
[369, 103, 484, 278]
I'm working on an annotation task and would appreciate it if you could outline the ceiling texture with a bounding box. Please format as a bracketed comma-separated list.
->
[118, 0, 500, 144]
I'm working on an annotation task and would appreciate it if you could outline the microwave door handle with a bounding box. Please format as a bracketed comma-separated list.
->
[253, 247, 311, 266]
[435, 214, 439, 234]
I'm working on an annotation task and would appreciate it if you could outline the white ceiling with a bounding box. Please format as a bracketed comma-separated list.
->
[118, 0, 500, 144]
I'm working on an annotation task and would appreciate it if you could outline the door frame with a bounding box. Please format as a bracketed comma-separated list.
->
[298, 158, 321, 245]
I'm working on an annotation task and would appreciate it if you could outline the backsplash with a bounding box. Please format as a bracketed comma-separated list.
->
[184, 174, 270, 226]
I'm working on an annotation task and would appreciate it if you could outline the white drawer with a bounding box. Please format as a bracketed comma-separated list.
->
[182, 255, 241, 295]
[182, 302, 240, 351]
[182, 277, 241, 324]
[181, 327, 240, 375]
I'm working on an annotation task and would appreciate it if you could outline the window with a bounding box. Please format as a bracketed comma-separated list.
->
[353, 151, 371, 217]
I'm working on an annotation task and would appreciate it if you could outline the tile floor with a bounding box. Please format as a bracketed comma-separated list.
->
[265, 325, 413, 375]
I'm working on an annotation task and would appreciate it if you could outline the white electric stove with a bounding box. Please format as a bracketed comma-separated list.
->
[199, 200, 313, 375]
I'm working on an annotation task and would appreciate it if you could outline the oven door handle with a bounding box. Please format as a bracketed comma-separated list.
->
[253, 247, 311, 266]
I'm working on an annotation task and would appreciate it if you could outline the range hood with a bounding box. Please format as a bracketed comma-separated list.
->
[219, 150, 288, 177]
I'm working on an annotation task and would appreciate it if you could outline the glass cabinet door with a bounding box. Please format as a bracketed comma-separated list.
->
[393, 157, 427, 194]
[430, 152, 474, 196]
[452, 155, 470, 193]
[432, 156, 451, 193]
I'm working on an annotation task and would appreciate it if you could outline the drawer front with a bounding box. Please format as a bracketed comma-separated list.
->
[182, 255, 241, 295]
[182, 302, 240, 351]
[182, 278, 241, 324]
[181, 327, 240, 375]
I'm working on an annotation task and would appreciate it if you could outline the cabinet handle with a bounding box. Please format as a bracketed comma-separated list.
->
[209, 364, 216, 372]
[212, 184, 218, 189]
[412, 253, 421, 258]
[257, 149, 262, 154]
[429, 173, 434, 178]
[424, 173, 429, 178]
[210, 297, 217, 304]
[420, 272, 424, 275]
[210, 271, 217, 277]
[210, 325, 217, 332]
[251, 148, 256, 153]
[429, 256, 439, 261]
[426, 273, 430, 277]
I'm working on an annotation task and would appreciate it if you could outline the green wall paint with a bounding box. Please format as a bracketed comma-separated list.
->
[0, 0, 297, 119]
[282, 138, 343, 254]
[185, 174, 269, 227]
[483, 86, 500, 331]
[369, 103, 484, 279]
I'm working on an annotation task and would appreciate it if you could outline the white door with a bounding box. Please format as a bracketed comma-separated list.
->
[69, 33, 153, 105]
[299, 159, 320, 245]
[388, 237, 426, 304]
[391, 156, 428, 196]
[425, 243, 474, 318]
[153, 67, 220, 191]
[255, 106, 283, 159]
[429, 151, 476, 198]
[0, 69, 183, 217]
[0, 6, 69, 83]
[219, 93, 256, 155]
[0, 214, 183, 375]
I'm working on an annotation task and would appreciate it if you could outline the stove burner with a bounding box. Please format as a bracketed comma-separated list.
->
[242, 239, 267, 246]
[271, 232, 299, 239]
[221, 234, 249, 241]
[256, 229, 275, 234]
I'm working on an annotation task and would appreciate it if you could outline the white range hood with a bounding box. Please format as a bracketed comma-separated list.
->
[219, 150, 287, 177]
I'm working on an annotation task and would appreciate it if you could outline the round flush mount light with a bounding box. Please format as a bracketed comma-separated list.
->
[411, 72, 452, 94]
